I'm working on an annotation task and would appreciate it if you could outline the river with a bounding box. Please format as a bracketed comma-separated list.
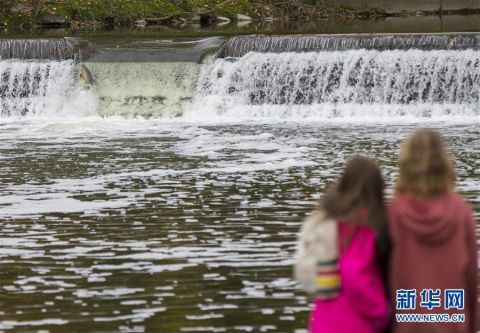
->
[0, 33, 479, 332]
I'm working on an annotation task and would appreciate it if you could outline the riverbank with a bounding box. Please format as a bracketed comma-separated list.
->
[1, 0, 365, 30]
[25, 0, 480, 32]
[0, 0, 480, 35]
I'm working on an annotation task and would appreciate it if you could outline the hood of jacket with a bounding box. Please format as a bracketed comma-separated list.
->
[392, 193, 460, 245]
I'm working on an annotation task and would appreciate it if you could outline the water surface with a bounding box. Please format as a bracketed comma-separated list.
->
[1, 31, 479, 331]
[0, 118, 478, 332]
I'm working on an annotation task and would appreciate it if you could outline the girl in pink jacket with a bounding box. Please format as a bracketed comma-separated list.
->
[295, 156, 390, 333]
[389, 129, 477, 333]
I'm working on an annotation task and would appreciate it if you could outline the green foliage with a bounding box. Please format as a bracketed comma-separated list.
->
[33, 0, 260, 23]
[1, 0, 363, 27]
[0, 0, 14, 20]
[0, 0, 36, 26]
[43, 0, 183, 21]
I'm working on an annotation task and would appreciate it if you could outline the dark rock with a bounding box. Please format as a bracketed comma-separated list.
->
[40, 15, 69, 27]
[200, 13, 215, 26]
[190, 11, 215, 26]
[103, 16, 117, 27]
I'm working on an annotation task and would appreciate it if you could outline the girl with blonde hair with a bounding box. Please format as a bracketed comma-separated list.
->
[389, 128, 478, 333]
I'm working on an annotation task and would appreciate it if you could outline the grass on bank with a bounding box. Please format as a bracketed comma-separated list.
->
[1, 0, 361, 27]
[2, 0, 262, 26]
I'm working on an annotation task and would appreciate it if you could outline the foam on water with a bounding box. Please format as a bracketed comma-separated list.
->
[0, 123, 315, 218]
[0, 118, 478, 331]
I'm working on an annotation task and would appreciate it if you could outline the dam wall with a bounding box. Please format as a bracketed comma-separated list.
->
[2, 33, 480, 119]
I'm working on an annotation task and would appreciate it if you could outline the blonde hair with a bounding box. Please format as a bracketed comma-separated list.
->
[395, 128, 455, 198]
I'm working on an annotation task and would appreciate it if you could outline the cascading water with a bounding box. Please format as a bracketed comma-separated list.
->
[1, 34, 480, 121]
[85, 62, 200, 117]
[0, 60, 95, 118]
[0, 39, 76, 60]
[188, 49, 480, 120]
[218, 34, 480, 58]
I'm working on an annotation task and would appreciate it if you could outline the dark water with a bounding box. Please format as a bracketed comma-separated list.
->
[0, 120, 478, 332]
[2, 14, 480, 40]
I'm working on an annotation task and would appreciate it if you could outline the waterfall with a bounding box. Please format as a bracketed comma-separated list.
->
[0, 60, 95, 118]
[85, 62, 200, 118]
[218, 34, 480, 58]
[1, 34, 480, 121]
[188, 49, 480, 119]
[0, 39, 76, 60]
[0, 39, 82, 117]
[0, 58, 199, 119]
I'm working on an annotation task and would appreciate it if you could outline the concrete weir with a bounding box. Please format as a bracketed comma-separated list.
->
[79, 37, 224, 117]
[218, 33, 480, 58]
[1, 33, 480, 119]
[0, 37, 224, 118]
[0, 38, 77, 60]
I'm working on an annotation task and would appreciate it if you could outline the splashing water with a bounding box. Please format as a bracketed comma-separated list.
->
[1, 37, 480, 121]
[188, 50, 480, 120]
[0, 60, 96, 118]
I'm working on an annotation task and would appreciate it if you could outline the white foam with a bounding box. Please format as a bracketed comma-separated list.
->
[0, 60, 97, 118]
[0, 319, 68, 330]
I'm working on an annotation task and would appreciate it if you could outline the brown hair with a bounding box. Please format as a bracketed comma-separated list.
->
[320, 155, 387, 236]
[395, 128, 455, 198]
[319, 155, 389, 271]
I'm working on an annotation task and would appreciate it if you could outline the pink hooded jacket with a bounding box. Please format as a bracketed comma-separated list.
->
[389, 193, 478, 333]
[310, 221, 390, 333]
